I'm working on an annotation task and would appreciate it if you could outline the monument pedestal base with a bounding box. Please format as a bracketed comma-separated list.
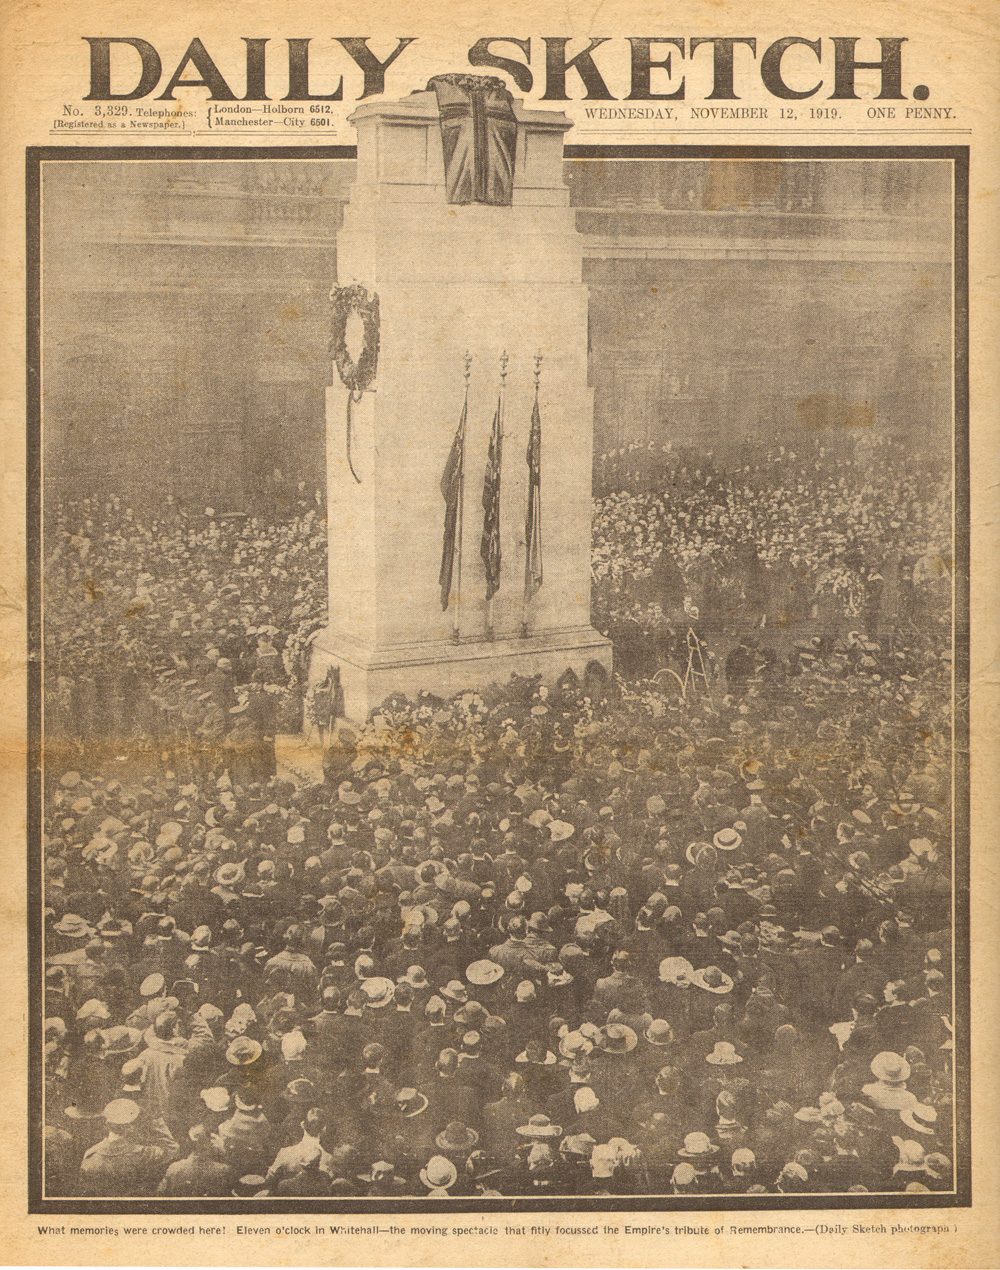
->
[310, 625, 612, 723]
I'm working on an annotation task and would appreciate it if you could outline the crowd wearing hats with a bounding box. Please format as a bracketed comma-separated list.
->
[43, 491, 327, 763]
[592, 435, 950, 678]
[40, 439, 956, 1199]
[43, 436, 952, 760]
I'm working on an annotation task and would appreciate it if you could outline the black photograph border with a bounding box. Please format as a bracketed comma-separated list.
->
[25, 142, 971, 1215]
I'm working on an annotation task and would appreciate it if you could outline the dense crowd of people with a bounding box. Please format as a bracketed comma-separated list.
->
[43, 487, 327, 764]
[40, 439, 957, 1200]
[592, 436, 951, 675]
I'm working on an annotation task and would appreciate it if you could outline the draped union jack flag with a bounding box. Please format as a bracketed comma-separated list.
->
[427, 74, 518, 207]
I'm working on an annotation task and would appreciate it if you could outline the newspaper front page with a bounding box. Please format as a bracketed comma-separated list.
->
[1, 0, 997, 1265]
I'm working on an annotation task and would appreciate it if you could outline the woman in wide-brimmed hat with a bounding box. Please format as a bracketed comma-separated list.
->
[658, 956, 695, 987]
[558, 1029, 595, 1062]
[643, 1018, 675, 1048]
[692, 965, 734, 995]
[705, 1041, 744, 1067]
[360, 976, 395, 1009]
[597, 1023, 638, 1054]
[282, 1077, 318, 1107]
[465, 959, 503, 987]
[677, 1130, 719, 1159]
[225, 1037, 263, 1068]
[685, 840, 715, 867]
[515, 1113, 562, 1140]
[862, 1051, 938, 1135]
[868, 1051, 910, 1084]
[212, 860, 245, 892]
[51, 912, 95, 942]
[98, 1026, 143, 1061]
[419, 1154, 458, 1194]
[434, 1120, 479, 1155]
[395, 1087, 429, 1118]
[440, 979, 469, 1006]
[713, 827, 742, 853]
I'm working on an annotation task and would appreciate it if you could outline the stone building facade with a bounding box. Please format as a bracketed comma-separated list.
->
[41, 155, 952, 510]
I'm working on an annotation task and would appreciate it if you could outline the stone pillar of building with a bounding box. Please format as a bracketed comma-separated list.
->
[310, 84, 612, 720]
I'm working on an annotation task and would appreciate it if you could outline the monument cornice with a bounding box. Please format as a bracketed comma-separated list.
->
[348, 89, 573, 135]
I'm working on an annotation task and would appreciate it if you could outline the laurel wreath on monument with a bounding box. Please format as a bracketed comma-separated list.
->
[330, 284, 380, 392]
[330, 284, 380, 482]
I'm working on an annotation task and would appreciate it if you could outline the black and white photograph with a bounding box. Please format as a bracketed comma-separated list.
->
[29, 81, 969, 1212]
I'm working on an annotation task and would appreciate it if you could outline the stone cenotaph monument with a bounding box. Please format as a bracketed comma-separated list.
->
[310, 76, 612, 720]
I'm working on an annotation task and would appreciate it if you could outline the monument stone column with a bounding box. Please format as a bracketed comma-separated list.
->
[310, 82, 612, 720]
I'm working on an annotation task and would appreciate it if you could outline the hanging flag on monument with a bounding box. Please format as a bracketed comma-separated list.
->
[480, 398, 503, 601]
[427, 74, 518, 207]
[438, 398, 467, 611]
[523, 392, 543, 603]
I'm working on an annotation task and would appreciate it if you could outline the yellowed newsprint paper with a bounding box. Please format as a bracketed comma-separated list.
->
[0, 0, 997, 1266]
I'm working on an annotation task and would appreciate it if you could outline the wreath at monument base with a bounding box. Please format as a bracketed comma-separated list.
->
[330, 285, 380, 483]
[330, 284, 380, 393]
